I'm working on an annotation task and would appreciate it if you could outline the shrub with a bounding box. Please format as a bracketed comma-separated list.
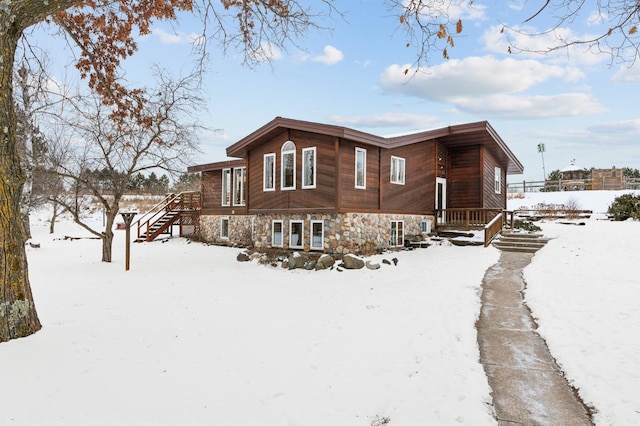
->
[513, 220, 541, 232]
[608, 193, 640, 221]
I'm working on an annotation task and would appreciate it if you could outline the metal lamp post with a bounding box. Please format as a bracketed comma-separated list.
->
[537, 142, 547, 180]
[120, 211, 137, 271]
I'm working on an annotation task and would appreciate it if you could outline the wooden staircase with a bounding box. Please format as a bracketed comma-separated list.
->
[492, 231, 550, 253]
[134, 192, 201, 242]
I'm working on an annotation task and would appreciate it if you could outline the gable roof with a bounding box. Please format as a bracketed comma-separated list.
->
[222, 117, 523, 174]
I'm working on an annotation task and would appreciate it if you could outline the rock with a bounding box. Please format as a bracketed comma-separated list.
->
[288, 252, 308, 269]
[236, 252, 250, 262]
[315, 254, 336, 270]
[304, 260, 317, 270]
[342, 254, 365, 269]
[392, 257, 398, 266]
[382, 259, 391, 265]
[365, 261, 380, 270]
[281, 260, 289, 268]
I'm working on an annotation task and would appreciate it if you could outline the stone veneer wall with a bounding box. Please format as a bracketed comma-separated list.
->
[199, 212, 434, 255]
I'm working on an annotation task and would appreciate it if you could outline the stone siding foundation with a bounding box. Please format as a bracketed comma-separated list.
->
[198, 213, 434, 254]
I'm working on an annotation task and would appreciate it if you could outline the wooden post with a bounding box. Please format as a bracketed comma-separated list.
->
[120, 212, 137, 271]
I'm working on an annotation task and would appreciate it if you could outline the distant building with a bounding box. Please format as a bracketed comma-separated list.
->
[591, 167, 624, 190]
[559, 160, 589, 190]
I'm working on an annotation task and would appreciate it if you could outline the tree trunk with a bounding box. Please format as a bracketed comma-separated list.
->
[102, 211, 116, 263]
[0, 26, 41, 342]
[49, 202, 60, 234]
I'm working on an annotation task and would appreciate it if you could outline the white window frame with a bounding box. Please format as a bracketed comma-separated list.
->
[420, 219, 431, 234]
[233, 167, 246, 206]
[272, 220, 284, 247]
[390, 220, 404, 247]
[281, 141, 296, 190]
[494, 167, 502, 194]
[289, 220, 304, 249]
[220, 217, 229, 239]
[355, 147, 366, 189]
[310, 220, 324, 251]
[221, 168, 231, 206]
[263, 153, 275, 192]
[302, 147, 316, 189]
[390, 156, 405, 185]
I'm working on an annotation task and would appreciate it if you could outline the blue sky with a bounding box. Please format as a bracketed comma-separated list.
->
[31, 1, 640, 181]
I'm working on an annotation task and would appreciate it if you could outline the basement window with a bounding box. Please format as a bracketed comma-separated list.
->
[272, 220, 283, 247]
[221, 217, 229, 239]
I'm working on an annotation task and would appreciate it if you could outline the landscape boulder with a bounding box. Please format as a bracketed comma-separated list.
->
[287, 252, 309, 270]
[315, 254, 336, 270]
[342, 254, 365, 270]
[365, 261, 380, 270]
[236, 252, 250, 262]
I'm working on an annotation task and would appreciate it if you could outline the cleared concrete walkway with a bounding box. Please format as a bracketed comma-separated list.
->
[477, 251, 594, 425]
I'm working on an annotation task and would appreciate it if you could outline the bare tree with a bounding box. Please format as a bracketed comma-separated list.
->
[502, 1, 640, 65]
[44, 69, 204, 262]
[2, 0, 347, 343]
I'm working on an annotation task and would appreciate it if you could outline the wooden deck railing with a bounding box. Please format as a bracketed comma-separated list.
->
[436, 208, 503, 230]
[484, 212, 505, 247]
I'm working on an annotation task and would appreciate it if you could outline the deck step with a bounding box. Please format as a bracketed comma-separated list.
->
[493, 232, 549, 253]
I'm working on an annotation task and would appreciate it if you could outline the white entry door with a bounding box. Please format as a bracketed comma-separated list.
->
[436, 177, 447, 224]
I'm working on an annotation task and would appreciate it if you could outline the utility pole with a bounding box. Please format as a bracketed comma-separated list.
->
[537, 143, 547, 180]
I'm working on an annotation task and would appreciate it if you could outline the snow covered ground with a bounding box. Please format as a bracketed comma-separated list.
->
[0, 190, 638, 425]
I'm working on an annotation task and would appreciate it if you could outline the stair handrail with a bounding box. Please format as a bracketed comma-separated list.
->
[133, 193, 182, 241]
[484, 211, 505, 247]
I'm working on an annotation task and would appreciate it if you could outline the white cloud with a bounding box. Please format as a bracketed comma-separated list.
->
[380, 56, 604, 119]
[446, 0, 487, 21]
[328, 113, 441, 131]
[586, 10, 608, 26]
[381, 56, 568, 100]
[587, 118, 640, 138]
[612, 64, 640, 82]
[312, 45, 344, 65]
[455, 93, 606, 119]
[253, 42, 283, 62]
[482, 24, 608, 66]
[151, 27, 199, 44]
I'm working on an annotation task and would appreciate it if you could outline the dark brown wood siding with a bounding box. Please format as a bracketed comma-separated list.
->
[247, 129, 336, 213]
[482, 147, 507, 209]
[337, 140, 381, 211]
[379, 141, 436, 214]
[200, 170, 247, 215]
[437, 141, 447, 178]
[447, 146, 482, 208]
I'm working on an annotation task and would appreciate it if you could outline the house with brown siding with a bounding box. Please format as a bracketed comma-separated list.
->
[187, 117, 523, 254]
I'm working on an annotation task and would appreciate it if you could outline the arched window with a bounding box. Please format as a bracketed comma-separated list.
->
[281, 141, 296, 190]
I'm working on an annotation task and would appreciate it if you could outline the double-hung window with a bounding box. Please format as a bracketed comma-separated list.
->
[494, 167, 502, 194]
[221, 168, 231, 206]
[281, 141, 296, 190]
[302, 147, 316, 189]
[289, 220, 304, 249]
[355, 147, 366, 189]
[390, 156, 405, 185]
[310, 221, 324, 251]
[264, 153, 275, 191]
[272, 220, 283, 247]
[233, 167, 246, 206]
